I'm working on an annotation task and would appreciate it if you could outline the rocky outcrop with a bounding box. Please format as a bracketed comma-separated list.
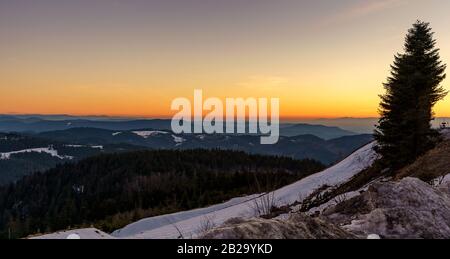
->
[323, 177, 450, 239]
[202, 176, 450, 239]
[202, 213, 355, 239]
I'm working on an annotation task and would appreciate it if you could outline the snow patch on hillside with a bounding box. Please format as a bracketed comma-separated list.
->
[64, 144, 103, 150]
[65, 144, 84, 148]
[172, 135, 186, 146]
[133, 131, 168, 138]
[0, 147, 74, 160]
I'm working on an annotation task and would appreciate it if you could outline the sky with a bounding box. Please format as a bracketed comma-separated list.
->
[1, 0, 450, 119]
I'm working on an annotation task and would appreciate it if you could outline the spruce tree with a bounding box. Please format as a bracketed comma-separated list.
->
[375, 21, 447, 170]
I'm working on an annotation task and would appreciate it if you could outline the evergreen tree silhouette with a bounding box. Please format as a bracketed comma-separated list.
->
[375, 21, 447, 170]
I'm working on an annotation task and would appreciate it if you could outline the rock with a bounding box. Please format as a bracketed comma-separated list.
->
[202, 177, 450, 239]
[201, 213, 355, 239]
[367, 234, 381, 239]
[66, 234, 81, 239]
[438, 181, 450, 196]
[323, 177, 450, 239]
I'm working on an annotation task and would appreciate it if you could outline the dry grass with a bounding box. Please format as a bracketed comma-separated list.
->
[395, 139, 450, 182]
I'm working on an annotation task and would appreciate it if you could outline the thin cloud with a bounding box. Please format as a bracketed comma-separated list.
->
[318, 0, 410, 27]
[343, 0, 408, 18]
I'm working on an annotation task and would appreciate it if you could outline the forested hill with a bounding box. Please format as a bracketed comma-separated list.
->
[0, 149, 324, 238]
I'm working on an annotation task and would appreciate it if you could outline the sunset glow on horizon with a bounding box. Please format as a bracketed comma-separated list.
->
[1, 0, 450, 119]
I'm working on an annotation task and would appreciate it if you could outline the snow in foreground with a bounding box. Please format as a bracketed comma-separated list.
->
[33, 142, 377, 239]
[29, 228, 114, 239]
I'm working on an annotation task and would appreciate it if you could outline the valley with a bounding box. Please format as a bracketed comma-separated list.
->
[0, 120, 373, 185]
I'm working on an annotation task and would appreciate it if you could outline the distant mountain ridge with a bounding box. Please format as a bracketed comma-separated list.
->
[279, 123, 355, 139]
[0, 116, 358, 140]
[36, 127, 373, 165]
[3, 115, 449, 134]
[0, 117, 172, 133]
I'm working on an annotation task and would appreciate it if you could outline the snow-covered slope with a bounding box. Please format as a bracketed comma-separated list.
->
[31, 142, 377, 239]
[112, 195, 262, 238]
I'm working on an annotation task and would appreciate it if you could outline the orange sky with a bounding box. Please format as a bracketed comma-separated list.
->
[1, 0, 449, 119]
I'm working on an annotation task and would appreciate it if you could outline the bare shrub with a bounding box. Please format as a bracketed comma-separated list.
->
[333, 193, 348, 205]
[299, 184, 336, 212]
[251, 191, 276, 217]
[197, 215, 217, 235]
[166, 218, 185, 239]
[297, 192, 306, 204]
[429, 175, 446, 187]
[437, 175, 446, 185]
[249, 172, 280, 217]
